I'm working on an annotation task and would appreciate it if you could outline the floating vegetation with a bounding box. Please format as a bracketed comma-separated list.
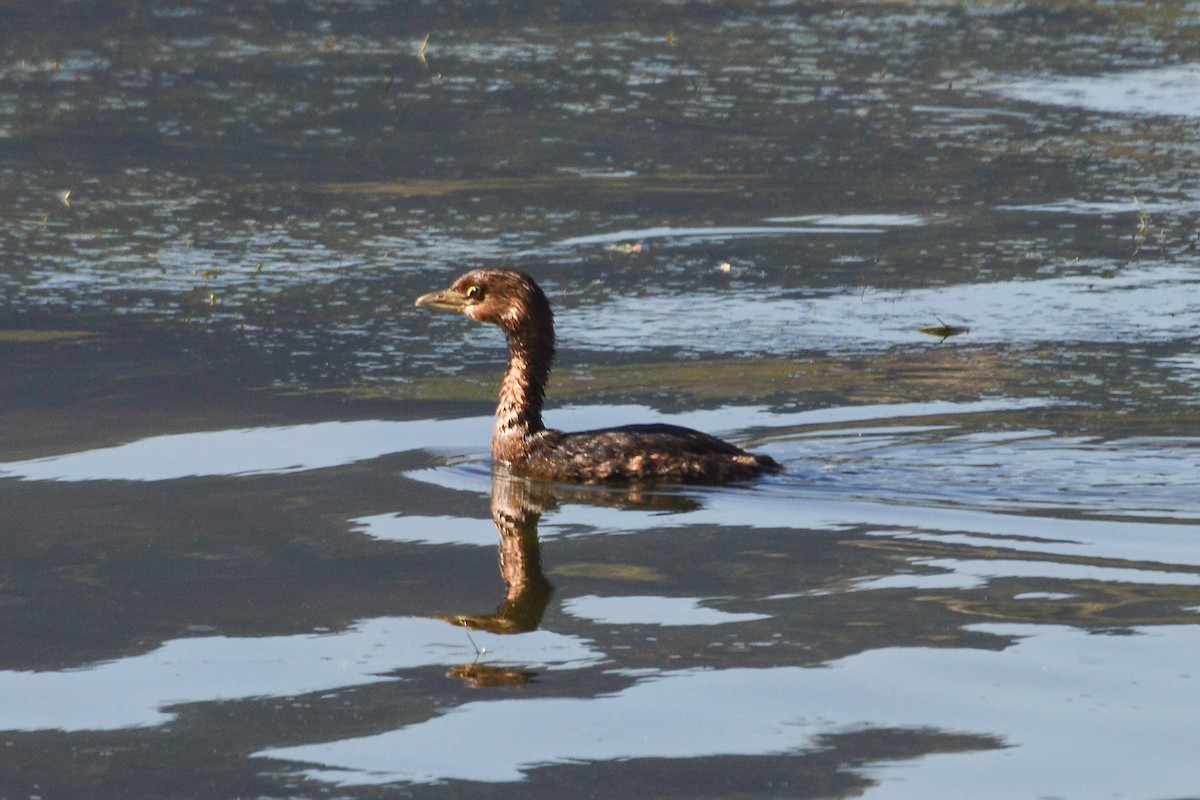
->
[446, 663, 537, 688]
[552, 562, 667, 582]
[299, 349, 1028, 407]
[0, 330, 97, 343]
[316, 172, 761, 198]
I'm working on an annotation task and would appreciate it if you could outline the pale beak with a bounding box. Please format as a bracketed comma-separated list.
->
[415, 287, 467, 312]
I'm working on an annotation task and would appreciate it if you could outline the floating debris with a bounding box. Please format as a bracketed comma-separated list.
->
[417, 34, 430, 68]
[58, 189, 71, 208]
[608, 242, 643, 254]
[918, 319, 970, 342]
[717, 261, 732, 273]
[1131, 195, 1162, 256]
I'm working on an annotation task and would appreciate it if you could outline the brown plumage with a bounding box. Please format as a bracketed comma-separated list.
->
[415, 268, 781, 484]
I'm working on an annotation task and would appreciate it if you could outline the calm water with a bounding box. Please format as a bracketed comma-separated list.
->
[1, 2, 1199, 798]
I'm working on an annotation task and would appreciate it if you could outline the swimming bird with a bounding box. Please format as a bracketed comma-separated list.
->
[415, 269, 781, 484]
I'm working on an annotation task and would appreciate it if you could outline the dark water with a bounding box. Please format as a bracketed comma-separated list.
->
[1, 2, 1199, 798]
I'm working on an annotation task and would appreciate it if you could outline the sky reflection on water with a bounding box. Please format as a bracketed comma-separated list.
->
[0, 617, 601, 732]
[257, 623, 1200, 798]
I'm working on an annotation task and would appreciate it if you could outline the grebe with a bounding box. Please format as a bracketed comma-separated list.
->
[416, 269, 780, 484]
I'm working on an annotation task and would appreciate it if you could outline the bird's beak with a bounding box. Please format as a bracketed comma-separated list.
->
[415, 287, 466, 312]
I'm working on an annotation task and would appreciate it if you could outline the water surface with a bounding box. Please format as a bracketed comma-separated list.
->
[0, 2, 1198, 798]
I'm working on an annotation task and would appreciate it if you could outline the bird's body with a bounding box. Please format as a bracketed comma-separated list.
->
[416, 269, 780, 485]
[521, 424, 776, 483]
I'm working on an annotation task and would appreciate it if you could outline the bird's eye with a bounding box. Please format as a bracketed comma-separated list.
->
[465, 285, 484, 301]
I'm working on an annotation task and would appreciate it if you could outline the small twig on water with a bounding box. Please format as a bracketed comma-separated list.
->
[464, 629, 488, 664]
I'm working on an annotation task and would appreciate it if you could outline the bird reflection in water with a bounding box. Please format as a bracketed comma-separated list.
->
[441, 473, 553, 688]
[441, 471, 701, 688]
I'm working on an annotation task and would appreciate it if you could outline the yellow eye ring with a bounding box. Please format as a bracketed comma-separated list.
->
[465, 285, 483, 301]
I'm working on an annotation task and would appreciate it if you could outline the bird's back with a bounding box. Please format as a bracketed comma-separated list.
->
[520, 423, 781, 484]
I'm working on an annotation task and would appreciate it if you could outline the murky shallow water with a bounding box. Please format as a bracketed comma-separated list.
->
[1, 2, 1199, 798]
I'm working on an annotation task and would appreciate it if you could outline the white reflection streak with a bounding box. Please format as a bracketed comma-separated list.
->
[0, 618, 600, 732]
[851, 558, 1200, 593]
[997, 64, 1200, 118]
[556, 224, 887, 247]
[562, 595, 771, 626]
[256, 623, 1200, 799]
[0, 418, 490, 482]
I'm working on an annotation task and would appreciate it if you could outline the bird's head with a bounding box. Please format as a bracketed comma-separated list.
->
[415, 269, 552, 336]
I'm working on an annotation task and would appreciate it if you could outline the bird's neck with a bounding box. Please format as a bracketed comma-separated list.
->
[493, 320, 554, 464]
[491, 475, 553, 611]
